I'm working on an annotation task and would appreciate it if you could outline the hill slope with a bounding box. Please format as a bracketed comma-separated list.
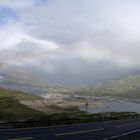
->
[0, 87, 46, 121]
[93, 74, 140, 98]
[0, 97, 46, 121]
[0, 63, 47, 87]
[0, 87, 42, 101]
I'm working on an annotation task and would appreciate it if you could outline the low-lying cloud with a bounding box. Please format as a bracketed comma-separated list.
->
[0, 0, 140, 84]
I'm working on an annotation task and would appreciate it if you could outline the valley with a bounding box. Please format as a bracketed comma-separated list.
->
[1, 63, 140, 121]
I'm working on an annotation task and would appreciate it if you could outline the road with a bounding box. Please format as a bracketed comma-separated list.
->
[1, 118, 140, 140]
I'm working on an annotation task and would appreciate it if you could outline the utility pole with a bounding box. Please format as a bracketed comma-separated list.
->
[85, 100, 88, 112]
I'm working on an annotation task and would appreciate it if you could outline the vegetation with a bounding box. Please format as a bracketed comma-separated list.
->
[0, 87, 46, 121]
[91, 74, 140, 98]
[0, 80, 139, 124]
[29, 111, 139, 127]
[50, 74, 140, 99]
[63, 106, 80, 112]
[0, 97, 46, 121]
[46, 104, 81, 112]
[47, 104, 62, 110]
[0, 87, 82, 122]
[0, 87, 43, 101]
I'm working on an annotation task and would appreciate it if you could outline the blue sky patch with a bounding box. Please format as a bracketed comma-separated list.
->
[0, 7, 18, 25]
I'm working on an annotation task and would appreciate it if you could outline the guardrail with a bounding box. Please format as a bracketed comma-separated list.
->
[0, 114, 140, 129]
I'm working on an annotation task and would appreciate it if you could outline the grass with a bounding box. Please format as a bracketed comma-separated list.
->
[47, 104, 62, 110]
[46, 104, 81, 112]
[63, 106, 80, 112]
[57, 74, 140, 99]
[0, 87, 47, 121]
[0, 86, 138, 125]
[0, 87, 43, 101]
[0, 97, 46, 121]
[0, 96, 138, 126]
[92, 74, 140, 98]
[0, 87, 83, 122]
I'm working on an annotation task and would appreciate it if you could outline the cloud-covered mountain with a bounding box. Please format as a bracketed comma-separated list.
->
[0, 63, 47, 89]
[0, 0, 140, 85]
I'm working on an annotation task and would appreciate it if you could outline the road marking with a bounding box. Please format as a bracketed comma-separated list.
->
[55, 128, 104, 136]
[120, 129, 140, 136]
[9, 137, 33, 140]
[103, 129, 140, 139]
[115, 122, 138, 128]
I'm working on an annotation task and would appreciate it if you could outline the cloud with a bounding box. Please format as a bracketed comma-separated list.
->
[0, 0, 48, 9]
[0, 0, 35, 9]
[1, 0, 140, 84]
[0, 20, 59, 65]
[19, 0, 140, 67]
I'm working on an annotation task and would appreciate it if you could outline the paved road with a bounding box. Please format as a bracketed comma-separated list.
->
[1, 118, 140, 140]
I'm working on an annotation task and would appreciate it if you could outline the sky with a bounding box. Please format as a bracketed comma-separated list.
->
[0, 0, 140, 85]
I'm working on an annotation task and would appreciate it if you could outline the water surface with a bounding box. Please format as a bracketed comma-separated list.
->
[81, 99, 140, 113]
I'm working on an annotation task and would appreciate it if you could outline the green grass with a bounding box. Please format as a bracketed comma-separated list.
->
[63, 74, 140, 99]
[0, 85, 138, 123]
[98, 74, 140, 97]
[0, 97, 46, 121]
[47, 104, 62, 110]
[46, 104, 81, 112]
[0, 87, 46, 121]
[0, 87, 42, 101]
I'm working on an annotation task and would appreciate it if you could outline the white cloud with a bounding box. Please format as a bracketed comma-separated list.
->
[0, 20, 60, 65]
[1, 0, 140, 84]
[18, 0, 140, 68]
[0, 0, 35, 9]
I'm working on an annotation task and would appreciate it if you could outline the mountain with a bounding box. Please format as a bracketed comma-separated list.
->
[92, 74, 140, 98]
[0, 63, 47, 86]
[0, 63, 47, 94]
[61, 73, 140, 99]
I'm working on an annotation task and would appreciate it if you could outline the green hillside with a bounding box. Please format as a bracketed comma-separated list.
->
[93, 74, 140, 98]
[63, 74, 140, 99]
[0, 87, 46, 121]
[0, 87, 42, 101]
[0, 97, 46, 121]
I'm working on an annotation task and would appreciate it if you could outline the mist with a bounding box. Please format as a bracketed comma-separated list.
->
[0, 0, 140, 84]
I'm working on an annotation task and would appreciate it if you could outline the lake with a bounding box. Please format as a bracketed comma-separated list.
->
[80, 98, 140, 113]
